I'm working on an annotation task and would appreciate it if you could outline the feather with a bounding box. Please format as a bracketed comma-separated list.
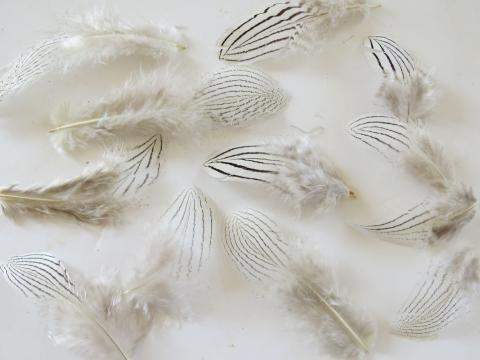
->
[357, 186, 477, 248]
[114, 134, 164, 196]
[161, 187, 214, 279]
[218, 0, 379, 63]
[0, 8, 186, 103]
[393, 249, 480, 338]
[0, 154, 126, 225]
[278, 253, 376, 359]
[401, 129, 455, 192]
[348, 115, 411, 157]
[205, 134, 353, 214]
[366, 36, 436, 122]
[1, 245, 181, 358]
[224, 208, 290, 281]
[49, 67, 287, 152]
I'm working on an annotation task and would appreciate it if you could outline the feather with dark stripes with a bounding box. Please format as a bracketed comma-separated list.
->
[393, 249, 479, 338]
[218, 0, 376, 63]
[356, 187, 477, 248]
[366, 36, 436, 122]
[1, 248, 182, 359]
[348, 115, 411, 158]
[224, 208, 290, 281]
[205, 135, 353, 214]
[162, 187, 214, 278]
[115, 134, 163, 196]
[194, 66, 288, 126]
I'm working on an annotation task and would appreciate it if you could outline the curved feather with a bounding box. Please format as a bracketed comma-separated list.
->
[366, 36, 415, 82]
[115, 134, 163, 196]
[162, 187, 214, 278]
[224, 209, 290, 281]
[194, 67, 288, 126]
[348, 115, 411, 157]
[393, 250, 480, 338]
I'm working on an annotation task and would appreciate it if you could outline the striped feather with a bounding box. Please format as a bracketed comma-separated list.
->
[218, 1, 316, 63]
[366, 36, 415, 82]
[162, 187, 214, 278]
[224, 209, 290, 281]
[195, 67, 288, 126]
[0, 253, 76, 300]
[115, 134, 163, 196]
[393, 257, 471, 339]
[204, 144, 284, 183]
[348, 115, 411, 157]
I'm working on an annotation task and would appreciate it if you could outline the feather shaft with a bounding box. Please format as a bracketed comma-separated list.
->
[49, 118, 101, 133]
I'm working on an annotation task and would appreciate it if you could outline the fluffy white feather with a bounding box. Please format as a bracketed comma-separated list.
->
[278, 252, 376, 359]
[0, 8, 186, 103]
[205, 134, 353, 214]
[50, 66, 287, 153]
[0, 154, 127, 225]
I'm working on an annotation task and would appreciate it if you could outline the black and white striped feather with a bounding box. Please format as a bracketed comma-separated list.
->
[115, 134, 163, 196]
[205, 135, 353, 214]
[0, 9, 186, 104]
[224, 208, 290, 281]
[393, 250, 479, 338]
[162, 187, 214, 279]
[218, 0, 374, 64]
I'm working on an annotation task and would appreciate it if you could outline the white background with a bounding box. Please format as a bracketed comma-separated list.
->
[0, 0, 479, 359]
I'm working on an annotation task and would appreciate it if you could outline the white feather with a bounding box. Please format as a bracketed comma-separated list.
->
[0, 8, 186, 103]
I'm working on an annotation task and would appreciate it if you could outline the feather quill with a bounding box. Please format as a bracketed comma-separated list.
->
[49, 67, 287, 152]
[1, 245, 181, 358]
[205, 134, 353, 214]
[393, 249, 480, 338]
[0, 8, 186, 103]
[218, 0, 380, 63]
[278, 253, 376, 359]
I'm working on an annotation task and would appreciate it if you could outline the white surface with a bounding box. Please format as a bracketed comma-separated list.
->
[0, 0, 479, 359]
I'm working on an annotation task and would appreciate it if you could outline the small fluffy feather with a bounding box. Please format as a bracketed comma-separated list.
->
[377, 69, 436, 122]
[0, 154, 126, 225]
[278, 253, 376, 359]
[267, 135, 353, 214]
[401, 129, 455, 192]
[0, 8, 185, 103]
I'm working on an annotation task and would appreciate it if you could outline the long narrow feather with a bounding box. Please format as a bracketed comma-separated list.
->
[393, 249, 479, 338]
[205, 134, 353, 214]
[278, 253, 376, 359]
[366, 36, 436, 122]
[218, 0, 379, 63]
[357, 187, 477, 248]
[161, 187, 214, 279]
[49, 67, 287, 152]
[0, 154, 126, 225]
[0, 8, 186, 103]
[1, 246, 182, 359]
[224, 208, 290, 281]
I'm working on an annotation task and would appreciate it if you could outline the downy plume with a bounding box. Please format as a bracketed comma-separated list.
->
[205, 134, 354, 214]
[1, 247, 181, 359]
[393, 249, 480, 338]
[278, 252, 376, 359]
[224, 208, 290, 281]
[161, 187, 215, 279]
[0, 8, 186, 103]
[49, 66, 288, 152]
[218, 0, 380, 63]
[357, 187, 477, 248]
[366, 36, 436, 123]
[0, 154, 125, 225]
